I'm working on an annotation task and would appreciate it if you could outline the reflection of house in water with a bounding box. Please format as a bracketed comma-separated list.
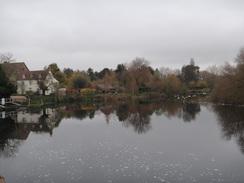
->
[9, 108, 63, 140]
[0, 108, 64, 158]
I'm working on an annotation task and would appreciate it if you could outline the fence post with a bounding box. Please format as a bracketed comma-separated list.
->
[1, 111, 5, 119]
[1, 98, 5, 105]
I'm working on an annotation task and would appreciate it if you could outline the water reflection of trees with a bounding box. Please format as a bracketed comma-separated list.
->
[97, 103, 152, 134]
[0, 101, 203, 156]
[154, 101, 201, 122]
[117, 103, 152, 134]
[212, 105, 244, 154]
[115, 101, 201, 133]
[180, 102, 201, 122]
[0, 117, 22, 158]
[64, 104, 96, 120]
[99, 101, 201, 133]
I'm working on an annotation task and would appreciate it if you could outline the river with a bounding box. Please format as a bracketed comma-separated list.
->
[0, 100, 244, 182]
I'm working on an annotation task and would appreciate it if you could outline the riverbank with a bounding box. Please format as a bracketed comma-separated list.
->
[8, 92, 211, 108]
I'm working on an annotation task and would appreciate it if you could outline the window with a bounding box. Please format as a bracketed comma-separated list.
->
[30, 74, 33, 78]
[22, 74, 25, 79]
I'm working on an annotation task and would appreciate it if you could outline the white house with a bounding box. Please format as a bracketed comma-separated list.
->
[17, 70, 59, 95]
[1, 62, 59, 95]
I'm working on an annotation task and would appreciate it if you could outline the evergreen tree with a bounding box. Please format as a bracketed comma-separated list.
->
[181, 61, 200, 83]
[0, 65, 16, 97]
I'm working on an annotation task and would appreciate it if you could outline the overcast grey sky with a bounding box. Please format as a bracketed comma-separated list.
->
[0, 0, 244, 72]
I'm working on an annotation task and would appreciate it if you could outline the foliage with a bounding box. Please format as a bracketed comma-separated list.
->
[80, 88, 95, 95]
[211, 48, 244, 104]
[37, 80, 48, 96]
[63, 68, 74, 78]
[69, 74, 90, 89]
[162, 74, 182, 96]
[0, 65, 17, 97]
[188, 80, 208, 89]
[127, 57, 151, 93]
[47, 63, 60, 73]
[199, 71, 214, 89]
[115, 64, 126, 74]
[97, 68, 110, 79]
[53, 71, 67, 85]
[115, 64, 127, 87]
[47, 63, 67, 85]
[181, 61, 200, 83]
[3, 48, 244, 104]
[87, 68, 96, 81]
[150, 77, 164, 92]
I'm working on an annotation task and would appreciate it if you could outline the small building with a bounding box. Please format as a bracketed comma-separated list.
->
[96, 84, 116, 94]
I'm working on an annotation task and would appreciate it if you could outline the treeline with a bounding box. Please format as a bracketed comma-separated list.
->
[48, 57, 206, 97]
[1, 48, 244, 105]
[49, 48, 244, 105]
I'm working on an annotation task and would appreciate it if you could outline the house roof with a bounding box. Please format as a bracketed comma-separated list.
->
[0, 62, 29, 81]
[20, 70, 49, 80]
[1, 62, 50, 81]
[96, 84, 114, 89]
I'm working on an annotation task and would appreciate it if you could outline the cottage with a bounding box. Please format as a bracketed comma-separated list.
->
[96, 84, 116, 93]
[1, 62, 59, 95]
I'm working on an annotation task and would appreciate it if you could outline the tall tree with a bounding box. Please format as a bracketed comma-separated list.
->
[70, 74, 90, 89]
[115, 64, 126, 74]
[47, 63, 67, 86]
[97, 68, 110, 79]
[115, 64, 127, 87]
[181, 60, 200, 83]
[212, 48, 244, 105]
[0, 65, 16, 97]
[63, 68, 74, 79]
[47, 63, 60, 74]
[53, 71, 67, 86]
[236, 47, 244, 65]
[87, 68, 96, 81]
[127, 57, 151, 93]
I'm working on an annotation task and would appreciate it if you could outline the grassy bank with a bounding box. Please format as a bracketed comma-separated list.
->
[25, 91, 210, 107]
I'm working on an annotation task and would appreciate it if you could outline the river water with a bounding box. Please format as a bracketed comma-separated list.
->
[0, 100, 244, 183]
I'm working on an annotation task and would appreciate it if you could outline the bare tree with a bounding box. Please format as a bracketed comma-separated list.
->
[0, 52, 15, 63]
[127, 57, 151, 93]
[235, 47, 244, 65]
[159, 67, 179, 79]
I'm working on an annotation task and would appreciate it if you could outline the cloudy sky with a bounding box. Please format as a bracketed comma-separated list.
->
[0, 0, 244, 72]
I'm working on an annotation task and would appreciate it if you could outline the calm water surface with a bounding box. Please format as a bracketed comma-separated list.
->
[0, 101, 244, 183]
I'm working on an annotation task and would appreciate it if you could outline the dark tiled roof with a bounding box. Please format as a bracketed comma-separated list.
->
[1, 62, 49, 81]
[20, 70, 49, 80]
[0, 62, 29, 81]
[1, 62, 28, 71]
[96, 84, 114, 89]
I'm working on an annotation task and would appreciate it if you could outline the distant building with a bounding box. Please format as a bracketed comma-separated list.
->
[1, 62, 59, 95]
[96, 84, 115, 93]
